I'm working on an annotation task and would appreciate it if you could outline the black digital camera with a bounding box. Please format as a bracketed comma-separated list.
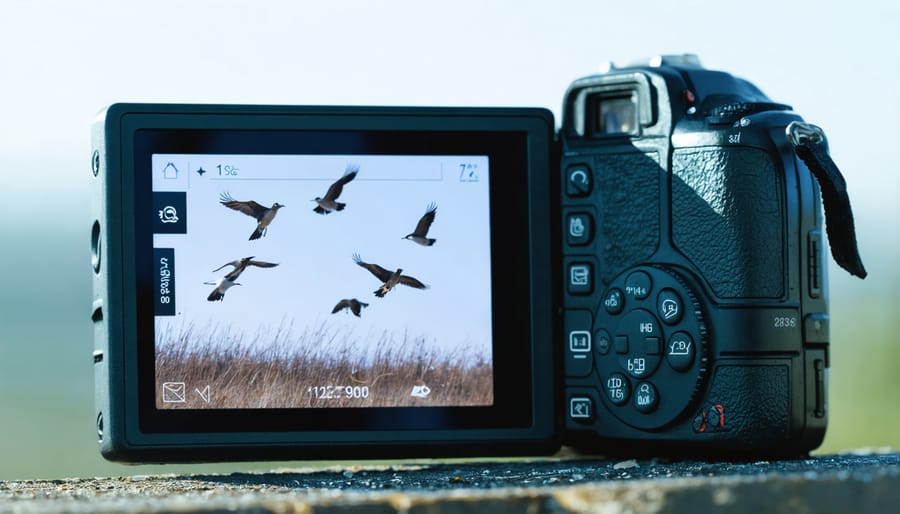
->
[91, 55, 865, 462]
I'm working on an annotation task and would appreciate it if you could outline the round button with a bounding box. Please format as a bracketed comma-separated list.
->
[666, 332, 695, 372]
[624, 271, 652, 300]
[657, 288, 683, 325]
[603, 288, 624, 314]
[633, 381, 659, 413]
[605, 373, 631, 406]
[595, 329, 611, 356]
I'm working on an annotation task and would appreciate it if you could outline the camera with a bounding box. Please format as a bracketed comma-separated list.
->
[91, 55, 865, 462]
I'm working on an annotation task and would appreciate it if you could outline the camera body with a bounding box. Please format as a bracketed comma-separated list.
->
[560, 57, 830, 456]
[92, 57, 850, 462]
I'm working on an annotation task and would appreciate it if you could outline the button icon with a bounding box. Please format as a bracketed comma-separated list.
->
[568, 263, 593, 295]
[667, 332, 695, 372]
[158, 205, 179, 224]
[633, 381, 658, 413]
[569, 397, 594, 420]
[569, 331, 591, 352]
[605, 373, 630, 406]
[566, 213, 593, 246]
[603, 288, 624, 314]
[658, 289, 683, 325]
[566, 166, 592, 197]
[195, 385, 211, 403]
[162, 382, 186, 403]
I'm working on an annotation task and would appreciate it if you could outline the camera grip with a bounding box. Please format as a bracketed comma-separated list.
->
[699, 365, 789, 445]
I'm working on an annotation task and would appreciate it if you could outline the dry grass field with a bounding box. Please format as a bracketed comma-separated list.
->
[154, 322, 493, 409]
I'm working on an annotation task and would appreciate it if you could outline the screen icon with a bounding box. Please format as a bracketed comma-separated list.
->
[153, 192, 187, 234]
[411, 384, 431, 398]
[162, 382, 186, 403]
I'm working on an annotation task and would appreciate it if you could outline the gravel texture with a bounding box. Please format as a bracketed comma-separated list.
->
[0, 451, 897, 513]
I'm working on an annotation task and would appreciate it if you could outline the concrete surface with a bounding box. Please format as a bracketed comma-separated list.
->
[0, 451, 897, 513]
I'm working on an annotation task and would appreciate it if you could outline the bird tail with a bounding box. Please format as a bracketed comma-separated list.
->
[207, 291, 223, 301]
[426, 238, 436, 246]
[335, 202, 346, 212]
[249, 227, 263, 240]
[374, 287, 387, 298]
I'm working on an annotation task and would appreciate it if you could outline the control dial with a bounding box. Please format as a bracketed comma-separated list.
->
[594, 265, 709, 430]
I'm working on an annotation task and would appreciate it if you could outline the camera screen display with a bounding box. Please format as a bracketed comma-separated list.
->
[151, 152, 494, 410]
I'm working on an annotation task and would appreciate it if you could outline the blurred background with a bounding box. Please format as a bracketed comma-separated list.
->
[0, 0, 897, 480]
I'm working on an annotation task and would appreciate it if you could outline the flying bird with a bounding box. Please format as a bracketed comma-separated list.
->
[204, 276, 240, 302]
[403, 202, 437, 246]
[212, 256, 279, 281]
[331, 298, 369, 317]
[313, 165, 358, 214]
[353, 253, 428, 298]
[219, 192, 285, 240]
[205, 256, 278, 302]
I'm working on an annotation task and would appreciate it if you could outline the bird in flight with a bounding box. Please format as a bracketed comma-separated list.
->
[219, 192, 285, 240]
[353, 253, 428, 297]
[205, 256, 278, 302]
[403, 202, 437, 246]
[313, 165, 358, 214]
[331, 298, 369, 317]
[212, 256, 279, 281]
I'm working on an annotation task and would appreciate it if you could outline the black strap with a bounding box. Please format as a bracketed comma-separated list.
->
[787, 121, 867, 278]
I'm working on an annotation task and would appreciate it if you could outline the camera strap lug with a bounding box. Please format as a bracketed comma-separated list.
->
[787, 121, 867, 278]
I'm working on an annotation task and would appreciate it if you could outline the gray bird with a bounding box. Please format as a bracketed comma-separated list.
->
[212, 256, 279, 281]
[331, 298, 369, 317]
[403, 202, 437, 246]
[313, 165, 358, 214]
[220, 193, 285, 240]
[205, 256, 278, 302]
[353, 253, 428, 298]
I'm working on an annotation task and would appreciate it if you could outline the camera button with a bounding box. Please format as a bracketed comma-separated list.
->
[666, 332, 695, 372]
[567, 263, 594, 295]
[614, 335, 629, 354]
[605, 373, 630, 406]
[566, 213, 594, 246]
[569, 396, 595, 424]
[565, 310, 594, 378]
[603, 288, 624, 314]
[633, 382, 658, 413]
[657, 289, 683, 325]
[643, 337, 661, 355]
[625, 271, 652, 300]
[595, 329, 611, 355]
[566, 165, 593, 197]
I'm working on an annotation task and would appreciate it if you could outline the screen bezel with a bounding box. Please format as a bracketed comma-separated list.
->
[116, 106, 557, 440]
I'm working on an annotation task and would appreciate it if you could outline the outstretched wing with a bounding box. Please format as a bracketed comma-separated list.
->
[220, 192, 267, 219]
[399, 274, 429, 290]
[331, 299, 351, 314]
[212, 259, 242, 273]
[247, 260, 279, 269]
[353, 253, 393, 282]
[413, 203, 437, 237]
[323, 165, 359, 201]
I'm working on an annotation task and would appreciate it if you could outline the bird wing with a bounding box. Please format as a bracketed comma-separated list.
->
[399, 275, 429, 290]
[247, 260, 279, 269]
[332, 299, 350, 313]
[323, 166, 358, 201]
[211, 259, 241, 273]
[353, 253, 393, 282]
[413, 203, 437, 236]
[220, 193, 268, 219]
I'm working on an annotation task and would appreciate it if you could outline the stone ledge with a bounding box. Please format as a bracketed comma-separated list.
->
[1, 452, 897, 513]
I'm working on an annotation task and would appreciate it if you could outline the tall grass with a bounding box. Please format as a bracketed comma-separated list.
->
[154, 320, 493, 409]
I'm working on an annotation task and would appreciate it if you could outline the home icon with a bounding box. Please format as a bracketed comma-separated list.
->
[162, 162, 179, 180]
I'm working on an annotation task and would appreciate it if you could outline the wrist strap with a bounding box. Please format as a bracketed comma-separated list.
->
[787, 121, 867, 278]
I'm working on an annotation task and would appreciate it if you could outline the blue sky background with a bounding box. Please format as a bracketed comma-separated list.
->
[0, 0, 897, 479]
[152, 153, 493, 363]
